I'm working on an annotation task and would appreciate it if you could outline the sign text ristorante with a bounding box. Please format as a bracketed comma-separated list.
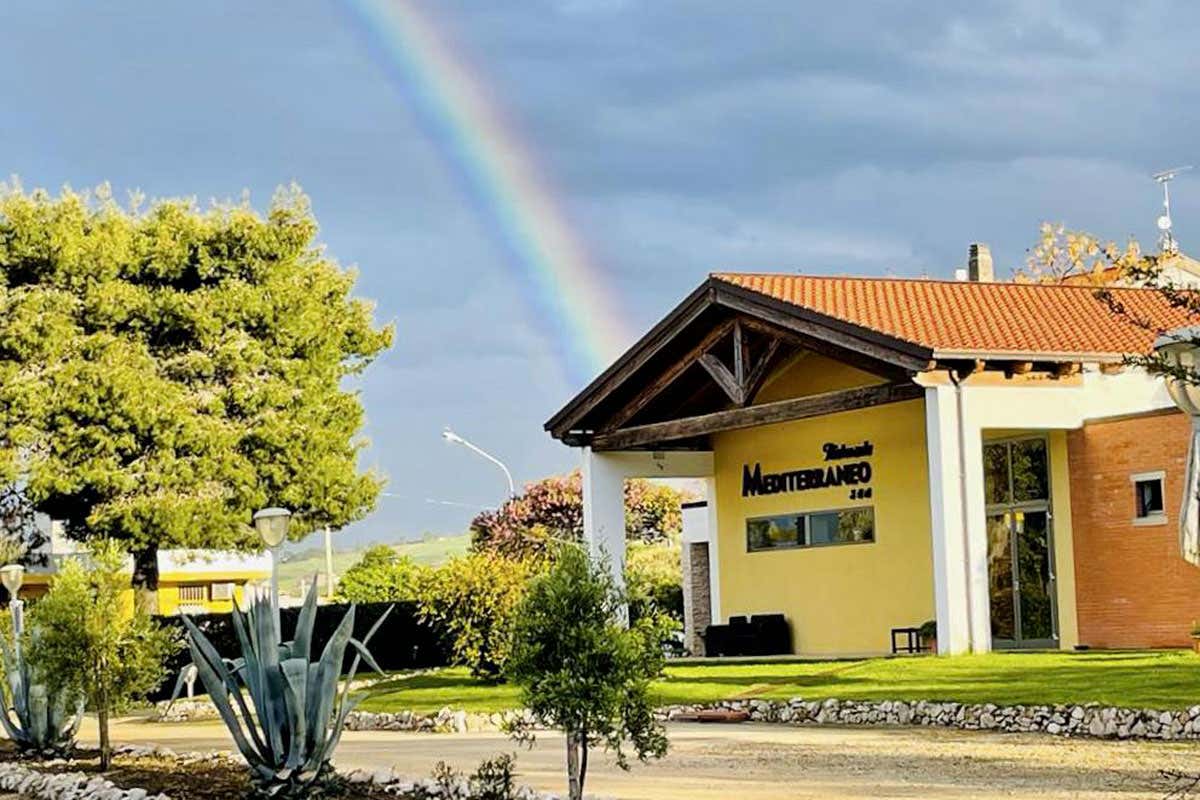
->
[742, 441, 874, 498]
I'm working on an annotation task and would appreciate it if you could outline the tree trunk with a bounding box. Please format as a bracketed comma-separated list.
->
[131, 543, 160, 616]
[566, 730, 583, 800]
[579, 730, 589, 795]
[97, 701, 111, 771]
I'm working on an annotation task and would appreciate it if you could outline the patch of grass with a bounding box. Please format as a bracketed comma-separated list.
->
[361, 651, 1200, 715]
[361, 667, 523, 714]
[278, 533, 470, 589]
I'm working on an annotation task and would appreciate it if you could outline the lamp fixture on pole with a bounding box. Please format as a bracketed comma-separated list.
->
[1154, 328, 1200, 564]
[0, 564, 25, 660]
[253, 507, 292, 637]
[441, 427, 516, 498]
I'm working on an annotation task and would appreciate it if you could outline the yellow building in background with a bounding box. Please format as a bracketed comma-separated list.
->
[15, 519, 272, 616]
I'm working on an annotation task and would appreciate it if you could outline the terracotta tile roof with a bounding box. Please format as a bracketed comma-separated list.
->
[713, 272, 1198, 358]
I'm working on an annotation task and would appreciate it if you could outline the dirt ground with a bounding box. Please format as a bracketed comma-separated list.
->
[62, 716, 1200, 799]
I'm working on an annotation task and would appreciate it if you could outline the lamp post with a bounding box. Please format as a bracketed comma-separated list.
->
[253, 507, 292, 638]
[442, 427, 515, 498]
[323, 526, 335, 601]
[0, 565, 24, 661]
[1154, 327, 1200, 564]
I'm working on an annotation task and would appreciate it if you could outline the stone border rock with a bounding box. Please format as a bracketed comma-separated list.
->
[657, 698, 1200, 740]
[343, 708, 536, 734]
[3, 745, 568, 800]
[158, 700, 536, 733]
[161, 695, 1200, 743]
[0, 759, 167, 800]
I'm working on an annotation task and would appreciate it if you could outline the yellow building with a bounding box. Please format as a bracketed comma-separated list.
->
[15, 520, 272, 615]
[546, 250, 1200, 657]
[153, 549, 273, 615]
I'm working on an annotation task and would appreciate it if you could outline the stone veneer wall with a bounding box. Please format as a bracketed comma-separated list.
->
[681, 541, 711, 655]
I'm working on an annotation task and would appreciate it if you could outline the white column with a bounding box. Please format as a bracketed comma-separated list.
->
[581, 447, 628, 590]
[958, 403, 993, 652]
[923, 385, 972, 654]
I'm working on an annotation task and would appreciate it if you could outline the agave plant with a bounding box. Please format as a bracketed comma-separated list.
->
[176, 580, 390, 798]
[0, 629, 84, 757]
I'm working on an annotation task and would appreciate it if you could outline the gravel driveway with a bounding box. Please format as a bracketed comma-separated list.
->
[82, 717, 1200, 799]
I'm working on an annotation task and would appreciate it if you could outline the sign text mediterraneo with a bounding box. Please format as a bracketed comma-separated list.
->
[742, 441, 874, 500]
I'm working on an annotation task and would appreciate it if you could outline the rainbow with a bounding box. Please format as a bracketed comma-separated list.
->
[339, 0, 632, 386]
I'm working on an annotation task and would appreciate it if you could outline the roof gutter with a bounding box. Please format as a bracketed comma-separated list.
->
[931, 349, 1129, 364]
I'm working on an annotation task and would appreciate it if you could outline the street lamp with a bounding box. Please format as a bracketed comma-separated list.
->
[0, 565, 24, 660]
[1154, 327, 1200, 565]
[253, 507, 292, 637]
[442, 427, 516, 498]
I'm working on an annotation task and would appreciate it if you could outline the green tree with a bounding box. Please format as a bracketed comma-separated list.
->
[506, 547, 669, 800]
[27, 540, 179, 770]
[1020, 222, 1192, 381]
[416, 551, 538, 680]
[0, 486, 47, 569]
[0, 182, 392, 609]
[335, 544, 424, 602]
[470, 470, 693, 558]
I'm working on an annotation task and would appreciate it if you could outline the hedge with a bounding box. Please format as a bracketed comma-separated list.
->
[150, 600, 450, 701]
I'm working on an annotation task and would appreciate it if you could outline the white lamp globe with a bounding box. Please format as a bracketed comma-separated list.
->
[0, 565, 23, 597]
[1154, 328, 1200, 416]
[253, 507, 292, 549]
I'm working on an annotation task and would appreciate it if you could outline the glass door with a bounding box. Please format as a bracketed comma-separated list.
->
[983, 437, 1058, 649]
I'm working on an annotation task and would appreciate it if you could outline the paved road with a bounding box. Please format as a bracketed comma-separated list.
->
[75, 717, 1200, 799]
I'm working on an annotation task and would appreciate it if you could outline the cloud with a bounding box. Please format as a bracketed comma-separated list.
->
[3, 0, 1198, 541]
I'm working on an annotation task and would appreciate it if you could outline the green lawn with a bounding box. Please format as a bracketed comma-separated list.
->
[360, 651, 1200, 714]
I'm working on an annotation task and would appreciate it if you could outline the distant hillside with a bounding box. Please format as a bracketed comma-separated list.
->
[276, 533, 470, 595]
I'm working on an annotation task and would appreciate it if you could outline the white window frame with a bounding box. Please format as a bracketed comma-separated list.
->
[1130, 470, 1167, 526]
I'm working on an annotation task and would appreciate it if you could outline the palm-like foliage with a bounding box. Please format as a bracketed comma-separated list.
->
[0, 631, 84, 757]
[176, 581, 390, 797]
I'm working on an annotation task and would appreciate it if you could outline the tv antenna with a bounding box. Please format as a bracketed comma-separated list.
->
[1153, 165, 1193, 254]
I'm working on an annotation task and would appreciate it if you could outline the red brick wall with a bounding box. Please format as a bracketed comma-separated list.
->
[1067, 408, 1200, 648]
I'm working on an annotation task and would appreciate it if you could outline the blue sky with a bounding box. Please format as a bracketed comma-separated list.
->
[3, 1, 1199, 547]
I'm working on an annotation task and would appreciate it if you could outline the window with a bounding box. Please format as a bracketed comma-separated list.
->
[1131, 471, 1166, 524]
[210, 582, 235, 601]
[178, 584, 208, 603]
[747, 506, 874, 552]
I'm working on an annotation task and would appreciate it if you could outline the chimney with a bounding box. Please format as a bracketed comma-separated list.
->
[968, 243, 994, 282]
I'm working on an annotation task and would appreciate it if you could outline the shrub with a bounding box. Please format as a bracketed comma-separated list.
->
[27, 540, 179, 770]
[336, 544, 424, 603]
[415, 552, 538, 680]
[506, 547, 670, 800]
[626, 539, 683, 624]
[470, 471, 694, 558]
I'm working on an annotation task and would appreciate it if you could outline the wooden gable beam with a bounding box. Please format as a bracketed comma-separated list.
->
[713, 283, 933, 373]
[741, 338, 782, 403]
[601, 318, 736, 433]
[603, 317, 790, 431]
[591, 380, 923, 450]
[698, 353, 744, 405]
[737, 317, 913, 382]
[696, 319, 789, 408]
